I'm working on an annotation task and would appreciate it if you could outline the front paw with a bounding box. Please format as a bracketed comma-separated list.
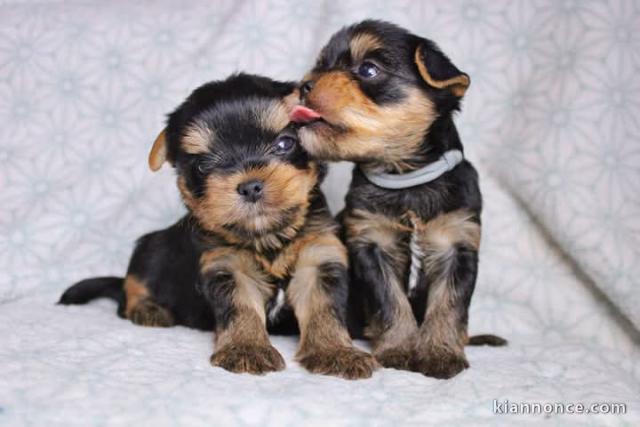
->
[298, 347, 379, 380]
[374, 347, 414, 371]
[210, 344, 285, 375]
[412, 346, 469, 379]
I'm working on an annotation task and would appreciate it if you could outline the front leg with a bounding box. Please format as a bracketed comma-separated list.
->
[345, 210, 418, 370]
[200, 248, 284, 375]
[287, 234, 378, 379]
[411, 210, 480, 379]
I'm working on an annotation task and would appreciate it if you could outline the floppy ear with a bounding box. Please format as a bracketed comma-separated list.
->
[148, 128, 168, 172]
[414, 42, 470, 97]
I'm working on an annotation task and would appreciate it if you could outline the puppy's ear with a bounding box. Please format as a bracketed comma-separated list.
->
[414, 42, 470, 97]
[148, 128, 168, 171]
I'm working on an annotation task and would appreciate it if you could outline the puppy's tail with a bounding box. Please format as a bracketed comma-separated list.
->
[58, 276, 125, 317]
[467, 334, 508, 347]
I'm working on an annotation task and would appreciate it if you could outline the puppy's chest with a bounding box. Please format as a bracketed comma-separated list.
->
[252, 229, 311, 281]
[252, 236, 307, 323]
[345, 207, 473, 293]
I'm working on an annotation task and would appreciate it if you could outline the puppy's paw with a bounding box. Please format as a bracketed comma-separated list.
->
[374, 347, 414, 371]
[298, 347, 379, 380]
[412, 347, 469, 379]
[210, 344, 285, 375]
[128, 299, 174, 327]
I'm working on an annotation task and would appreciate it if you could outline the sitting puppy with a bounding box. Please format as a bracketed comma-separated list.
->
[59, 73, 378, 379]
[290, 21, 505, 379]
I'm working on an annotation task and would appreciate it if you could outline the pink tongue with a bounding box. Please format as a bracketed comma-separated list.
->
[290, 105, 322, 123]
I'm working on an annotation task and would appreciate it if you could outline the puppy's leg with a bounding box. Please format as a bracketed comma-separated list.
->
[124, 275, 174, 327]
[200, 248, 284, 375]
[344, 210, 417, 370]
[287, 234, 378, 379]
[412, 210, 480, 379]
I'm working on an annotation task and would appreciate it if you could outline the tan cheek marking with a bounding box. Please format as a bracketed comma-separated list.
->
[182, 163, 318, 236]
[310, 71, 378, 118]
[349, 33, 383, 63]
[304, 69, 436, 166]
[342, 88, 436, 162]
[182, 123, 213, 155]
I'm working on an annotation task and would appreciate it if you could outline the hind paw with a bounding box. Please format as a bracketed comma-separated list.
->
[128, 299, 174, 327]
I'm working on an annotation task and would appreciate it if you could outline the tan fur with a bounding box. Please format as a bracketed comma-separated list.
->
[123, 275, 174, 327]
[287, 233, 347, 337]
[201, 247, 285, 374]
[286, 233, 378, 378]
[415, 47, 470, 97]
[417, 276, 467, 354]
[182, 122, 213, 155]
[349, 33, 383, 63]
[124, 275, 149, 317]
[282, 88, 301, 112]
[412, 209, 481, 257]
[344, 209, 411, 249]
[200, 247, 273, 326]
[209, 306, 285, 374]
[177, 163, 318, 249]
[255, 227, 338, 279]
[409, 209, 479, 376]
[148, 129, 167, 171]
[257, 99, 293, 133]
[342, 210, 417, 359]
[299, 72, 436, 170]
[287, 234, 351, 354]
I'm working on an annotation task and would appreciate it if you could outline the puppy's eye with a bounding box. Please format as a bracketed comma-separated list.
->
[274, 135, 297, 155]
[195, 161, 208, 175]
[357, 61, 380, 79]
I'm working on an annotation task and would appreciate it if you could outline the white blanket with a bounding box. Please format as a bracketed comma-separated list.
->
[1, 1, 639, 425]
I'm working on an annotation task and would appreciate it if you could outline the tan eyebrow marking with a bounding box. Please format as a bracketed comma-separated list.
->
[350, 33, 383, 63]
[182, 122, 213, 154]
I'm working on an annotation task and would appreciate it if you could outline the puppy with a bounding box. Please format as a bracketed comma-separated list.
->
[290, 21, 506, 379]
[59, 73, 378, 379]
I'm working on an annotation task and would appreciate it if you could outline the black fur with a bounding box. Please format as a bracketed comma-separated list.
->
[59, 73, 334, 337]
[59, 277, 125, 316]
[299, 21, 506, 368]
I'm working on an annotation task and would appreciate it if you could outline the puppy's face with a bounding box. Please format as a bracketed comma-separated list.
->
[150, 74, 320, 240]
[291, 20, 469, 168]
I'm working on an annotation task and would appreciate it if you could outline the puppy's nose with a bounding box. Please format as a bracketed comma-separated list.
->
[236, 179, 264, 203]
[300, 80, 314, 97]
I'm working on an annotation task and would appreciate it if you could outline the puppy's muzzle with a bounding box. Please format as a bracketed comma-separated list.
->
[237, 179, 264, 203]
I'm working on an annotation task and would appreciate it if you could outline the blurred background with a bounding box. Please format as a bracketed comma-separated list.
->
[0, 1, 638, 425]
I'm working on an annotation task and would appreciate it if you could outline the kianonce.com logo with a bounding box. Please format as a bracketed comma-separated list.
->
[493, 400, 627, 415]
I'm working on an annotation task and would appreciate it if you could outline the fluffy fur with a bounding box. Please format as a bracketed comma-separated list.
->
[59, 74, 377, 379]
[292, 20, 506, 379]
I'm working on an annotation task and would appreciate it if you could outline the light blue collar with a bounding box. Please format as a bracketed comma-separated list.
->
[361, 149, 464, 189]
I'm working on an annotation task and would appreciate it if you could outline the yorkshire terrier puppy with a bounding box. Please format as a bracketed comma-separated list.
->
[290, 21, 506, 379]
[60, 73, 378, 379]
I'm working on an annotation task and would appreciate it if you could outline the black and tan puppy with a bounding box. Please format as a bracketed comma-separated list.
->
[290, 21, 505, 379]
[59, 73, 378, 379]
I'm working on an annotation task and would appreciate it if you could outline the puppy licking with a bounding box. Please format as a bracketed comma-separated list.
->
[291, 21, 506, 379]
[60, 74, 378, 379]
